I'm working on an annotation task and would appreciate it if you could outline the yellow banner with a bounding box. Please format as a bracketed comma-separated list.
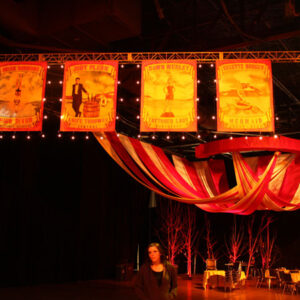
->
[60, 61, 118, 131]
[0, 62, 47, 131]
[141, 60, 197, 132]
[216, 60, 274, 132]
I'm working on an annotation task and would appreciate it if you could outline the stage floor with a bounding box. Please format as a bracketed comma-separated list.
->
[0, 276, 298, 300]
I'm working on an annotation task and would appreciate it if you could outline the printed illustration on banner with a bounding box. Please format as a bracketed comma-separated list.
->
[141, 61, 197, 132]
[217, 60, 274, 132]
[0, 62, 47, 131]
[61, 61, 118, 131]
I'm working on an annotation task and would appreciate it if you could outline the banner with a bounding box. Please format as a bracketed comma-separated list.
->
[141, 60, 197, 132]
[0, 62, 47, 131]
[216, 59, 274, 132]
[60, 61, 118, 131]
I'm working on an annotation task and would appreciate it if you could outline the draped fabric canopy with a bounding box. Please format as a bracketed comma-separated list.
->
[94, 132, 300, 215]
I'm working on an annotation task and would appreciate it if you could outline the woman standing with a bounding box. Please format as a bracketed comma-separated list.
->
[135, 243, 177, 300]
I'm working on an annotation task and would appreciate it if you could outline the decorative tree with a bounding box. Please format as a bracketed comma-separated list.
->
[157, 198, 185, 265]
[225, 216, 246, 263]
[246, 214, 272, 278]
[181, 206, 199, 278]
[258, 217, 277, 270]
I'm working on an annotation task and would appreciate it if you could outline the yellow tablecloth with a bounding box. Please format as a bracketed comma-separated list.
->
[203, 270, 246, 289]
[291, 272, 300, 283]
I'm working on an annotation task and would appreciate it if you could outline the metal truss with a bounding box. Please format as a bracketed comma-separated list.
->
[0, 51, 300, 64]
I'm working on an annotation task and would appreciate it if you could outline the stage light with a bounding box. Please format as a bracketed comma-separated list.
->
[213, 134, 217, 139]
[117, 133, 120, 137]
[12, 135, 16, 139]
[116, 116, 119, 120]
[136, 81, 140, 84]
[120, 64, 124, 68]
[198, 64, 202, 68]
[259, 136, 263, 140]
[274, 134, 278, 139]
[85, 135, 89, 140]
[181, 135, 185, 140]
[137, 64, 140, 68]
[43, 98, 46, 102]
[59, 80, 63, 84]
[58, 133, 62, 138]
[41, 133, 45, 138]
[47, 80, 51, 84]
[229, 136, 233, 140]
[197, 80, 201, 84]
[26, 135, 31, 140]
[197, 134, 201, 138]
[212, 115, 216, 120]
[210, 63, 214, 68]
[100, 136, 104, 140]
[0, 135, 3, 139]
[117, 81, 121, 84]
[276, 117, 279, 121]
[60, 65, 64, 68]
[120, 98, 124, 102]
[197, 116, 200, 120]
[47, 65, 51, 69]
[136, 115, 140, 119]
[245, 136, 248, 140]
[152, 135, 156, 140]
[215, 97, 218, 101]
[59, 98, 62, 102]
[214, 79, 217, 83]
[166, 135, 170, 140]
[44, 115, 48, 119]
[196, 98, 199, 102]
[71, 135, 75, 140]
[138, 134, 141, 138]
[136, 98, 140, 102]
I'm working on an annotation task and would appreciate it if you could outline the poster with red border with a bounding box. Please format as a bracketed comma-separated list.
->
[60, 61, 118, 132]
[141, 60, 197, 132]
[0, 61, 47, 131]
[216, 59, 274, 132]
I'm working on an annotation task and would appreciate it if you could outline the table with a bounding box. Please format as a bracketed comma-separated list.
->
[290, 272, 300, 283]
[203, 270, 246, 289]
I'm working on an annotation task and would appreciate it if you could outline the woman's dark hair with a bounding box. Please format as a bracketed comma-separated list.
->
[146, 242, 167, 264]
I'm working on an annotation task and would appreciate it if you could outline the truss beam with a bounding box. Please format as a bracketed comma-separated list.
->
[0, 51, 300, 64]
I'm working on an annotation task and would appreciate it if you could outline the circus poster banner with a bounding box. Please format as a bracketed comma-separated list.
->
[141, 60, 197, 132]
[216, 59, 274, 132]
[0, 62, 47, 131]
[60, 61, 118, 132]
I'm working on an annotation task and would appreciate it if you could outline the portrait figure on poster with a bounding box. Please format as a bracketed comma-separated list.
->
[61, 61, 118, 131]
[141, 60, 197, 132]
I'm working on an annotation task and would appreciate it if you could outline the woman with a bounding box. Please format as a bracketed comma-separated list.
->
[135, 243, 177, 300]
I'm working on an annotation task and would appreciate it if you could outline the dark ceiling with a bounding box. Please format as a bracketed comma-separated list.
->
[0, 0, 300, 159]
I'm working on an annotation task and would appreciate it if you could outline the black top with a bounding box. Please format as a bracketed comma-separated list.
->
[135, 262, 177, 300]
[152, 269, 163, 286]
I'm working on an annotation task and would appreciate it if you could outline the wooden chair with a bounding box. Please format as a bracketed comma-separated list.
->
[206, 259, 217, 270]
[224, 270, 233, 292]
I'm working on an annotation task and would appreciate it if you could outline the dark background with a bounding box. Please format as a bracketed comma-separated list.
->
[0, 133, 299, 287]
[0, 0, 300, 287]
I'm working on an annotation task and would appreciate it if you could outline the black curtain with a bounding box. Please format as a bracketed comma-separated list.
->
[0, 135, 150, 287]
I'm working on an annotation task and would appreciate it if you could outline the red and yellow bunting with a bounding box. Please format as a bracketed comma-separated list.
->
[216, 59, 274, 132]
[60, 61, 118, 131]
[141, 60, 197, 132]
[0, 62, 47, 131]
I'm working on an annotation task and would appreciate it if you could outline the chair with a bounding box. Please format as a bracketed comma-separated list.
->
[282, 272, 297, 295]
[206, 259, 217, 270]
[224, 270, 233, 292]
[265, 269, 277, 289]
[256, 268, 265, 288]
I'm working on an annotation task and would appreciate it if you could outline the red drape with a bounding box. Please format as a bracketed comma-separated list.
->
[94, 132, 300, 214]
